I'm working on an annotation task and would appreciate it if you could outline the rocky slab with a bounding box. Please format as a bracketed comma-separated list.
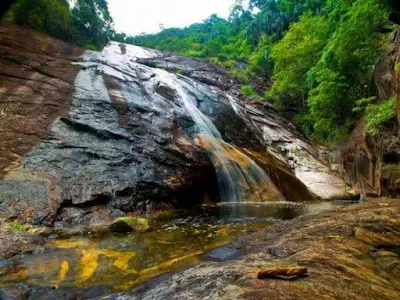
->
[109, 198, 400, 300]
[0, 25, 352, 226]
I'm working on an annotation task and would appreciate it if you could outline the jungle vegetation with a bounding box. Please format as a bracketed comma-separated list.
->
[2, 0, 398, 142]
[129, 0, 397, 142]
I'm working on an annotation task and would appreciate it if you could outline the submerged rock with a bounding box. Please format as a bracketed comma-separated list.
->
[108, 217, 150, 233]
[110, 198, 400, 300]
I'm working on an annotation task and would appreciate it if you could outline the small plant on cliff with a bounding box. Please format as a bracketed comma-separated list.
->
[240, 85, 257, 96]
[353, 97, 377, 114]
[364, 98, 397, 135]
[395, 62, 400, 73]
[10, 220, 27, 232]
[353, 97, 397, 135]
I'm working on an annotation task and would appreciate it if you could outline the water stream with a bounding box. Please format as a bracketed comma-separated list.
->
[157, 71, 284, 203]
[73, 45, 285, 204]
[0, 202, 348, 294]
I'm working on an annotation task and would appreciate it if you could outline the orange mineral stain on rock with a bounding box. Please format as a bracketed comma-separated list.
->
[48, 239, 137, 283]
[79, 250, 99, 282]
[54, 260, 69, 288]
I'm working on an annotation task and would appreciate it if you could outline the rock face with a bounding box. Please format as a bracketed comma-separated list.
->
[0, 25, 352, 226]
[137, 52, 355, 201]
[341, 29, 400, 198]
[109, 198, 400, 300]
[0, 219, 45, 260]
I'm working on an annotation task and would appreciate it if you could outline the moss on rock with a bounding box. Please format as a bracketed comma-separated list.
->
[109, 217, 150, 234]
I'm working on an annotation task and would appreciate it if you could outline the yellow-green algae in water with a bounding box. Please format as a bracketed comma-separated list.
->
[0, 216, 269, 292]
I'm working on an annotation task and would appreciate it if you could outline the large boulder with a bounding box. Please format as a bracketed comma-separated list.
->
[0, 25, 351, 226]
[0, 26, 216, 226]
[138, 49, 354, 201]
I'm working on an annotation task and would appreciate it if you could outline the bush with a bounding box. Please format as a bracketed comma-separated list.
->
[84, 44, 100, 51]
[231, 69, 251, 83]
[6, 0, 72, 42]
[364, 98, 397, 135]
[10, 220, 27, 232]
[241, 85, 257, 96]
[6, 0, 114, 49]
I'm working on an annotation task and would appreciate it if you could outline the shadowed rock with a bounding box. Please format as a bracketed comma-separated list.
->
[0, 25, 351, 226]
[341, 29, 400, 198]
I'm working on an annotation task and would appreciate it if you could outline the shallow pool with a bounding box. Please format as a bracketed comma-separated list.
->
[0, 201, 355, 293]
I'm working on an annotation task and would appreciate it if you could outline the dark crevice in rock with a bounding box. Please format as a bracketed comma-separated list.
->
[383, 151, 400, 164]
[115, 187, 135, 197]
[60, 117, 131, 141]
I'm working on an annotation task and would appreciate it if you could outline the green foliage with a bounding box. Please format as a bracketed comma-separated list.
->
[5, 0, 71, 41]
[230, 69, 251, 83]
[10, 220, 27, 232]
[353, 97, 377, 113]
[247, 0, 326, 42]
[130, 14, 260, 80]
[395, 62, 400, 73]
[305, 0, 390, 140]
[248, 34, 274, 77]
[113, 31, 127, 43]
[71, 0, 114, 47]
[240, 85, 257, 96]
[5, 0, 114, 48]
[128, 0, 392, 142]
[270, 13, 331, 113]
[364, 98, 397, 135]
[84, 44, 100, 51]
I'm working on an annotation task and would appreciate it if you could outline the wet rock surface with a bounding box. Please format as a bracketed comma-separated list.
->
[110, 198, 400, 300]
[341, 29, 400, 198]
[108, 217, 150, 233]
[138, 49, 354, 200]
[257, 266, 308, 280]
[0, 26, 217, 225]
[0, 219, 45, 260]
[0, 25, 351, 226]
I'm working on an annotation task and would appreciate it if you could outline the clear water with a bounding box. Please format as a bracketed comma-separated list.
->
[0, 202, 352, 293]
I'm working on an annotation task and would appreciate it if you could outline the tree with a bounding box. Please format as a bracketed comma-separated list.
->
[6, 0, 72, 41]
[5, 0, 115, 49]
[71, 0, 114, 48]
[306, 0, 390, 140]
[269, 13, 331, 112]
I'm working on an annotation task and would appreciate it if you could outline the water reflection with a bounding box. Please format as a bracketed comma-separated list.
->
[0, 201, 356, 292]
[207, 201, 352, 220]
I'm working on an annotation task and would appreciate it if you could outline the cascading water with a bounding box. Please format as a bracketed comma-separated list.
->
[154, 70, 284, 203]
[75, 43, 285, 203]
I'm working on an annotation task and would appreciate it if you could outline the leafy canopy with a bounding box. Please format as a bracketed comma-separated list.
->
[129, 0, 393, 142]
[4, 0, 395, 142]
[4, 0, 115, 49]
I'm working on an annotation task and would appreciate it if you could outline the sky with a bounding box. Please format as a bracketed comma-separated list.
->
[108, 0, 237, 36]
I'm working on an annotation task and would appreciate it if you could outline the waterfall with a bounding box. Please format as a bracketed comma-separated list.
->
[155, 70, 284, 203]
[79, 43, 286, 203]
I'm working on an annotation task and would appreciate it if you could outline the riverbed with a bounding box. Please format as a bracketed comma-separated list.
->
[0, 201, 355, 295]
